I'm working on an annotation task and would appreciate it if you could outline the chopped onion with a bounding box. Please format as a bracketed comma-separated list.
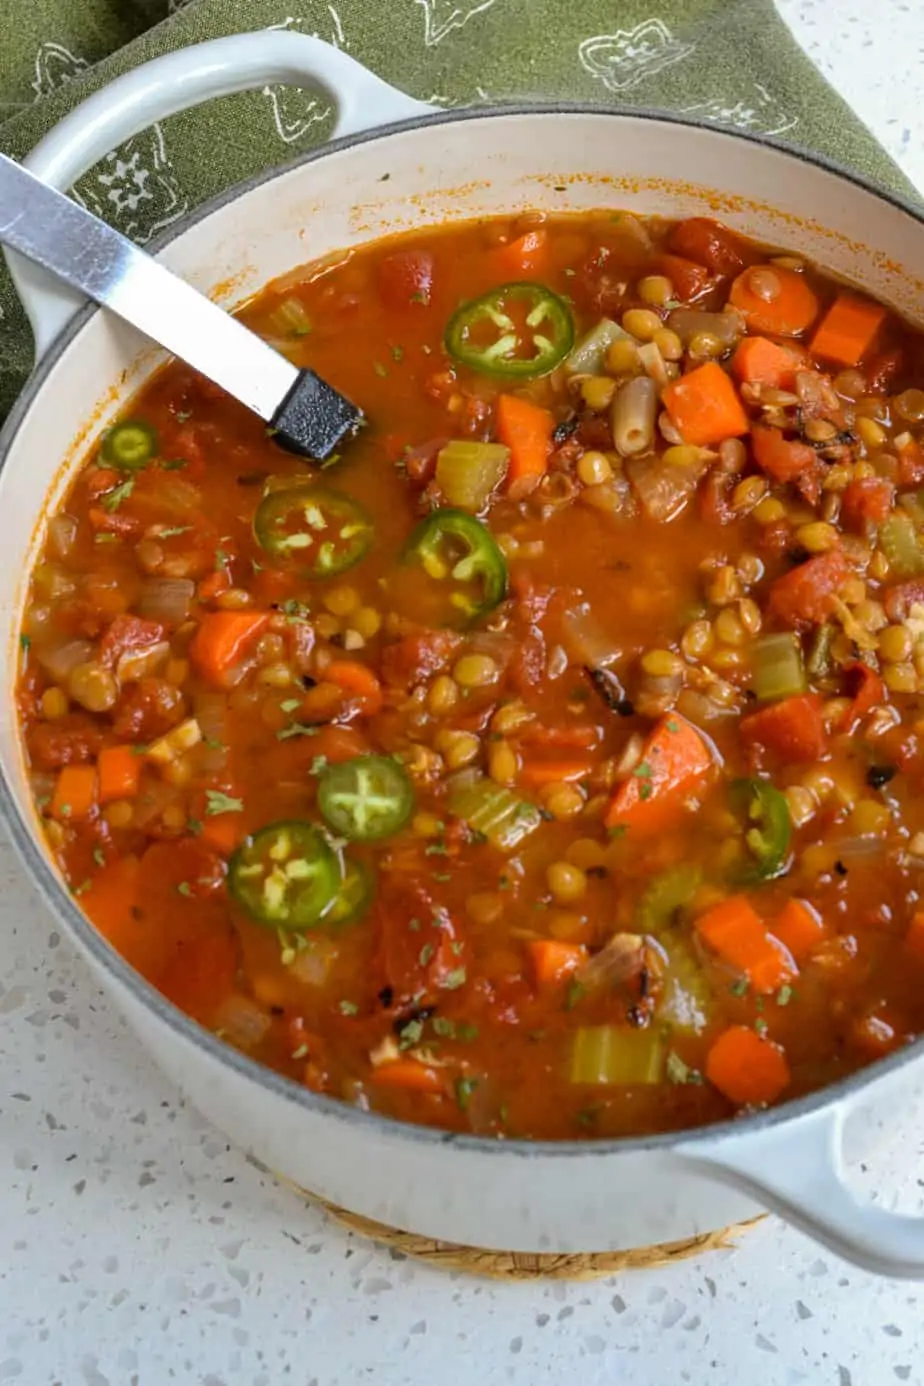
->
[36, 638, 94, 683]
[267, 296, 313, 337]
[626, 455, 697, 521]
[214, 994, 272, 1049]
[288, 938, 339, 987]
[666, 308, 744, 347]
[137, 577, 195, 624]
[578, 932, 644, 990]
[132, 779, 180, 829]
[561, 607, 621, 670]
[48, 514, 79, 561]
[156, 476, 203, 518]
[117, 640, 170, 684]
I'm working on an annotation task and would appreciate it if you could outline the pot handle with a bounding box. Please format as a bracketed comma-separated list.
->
[680, 1103, 924, 1279]
[6, 31, 432, 360]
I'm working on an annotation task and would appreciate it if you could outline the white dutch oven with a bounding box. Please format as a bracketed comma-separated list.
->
[3, 30, 924, 1277]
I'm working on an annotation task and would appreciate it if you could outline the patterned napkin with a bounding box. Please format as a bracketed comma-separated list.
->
[0, 0, 913, 420]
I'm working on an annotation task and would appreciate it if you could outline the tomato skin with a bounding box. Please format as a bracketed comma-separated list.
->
[651, 252, 712, 301]
[380, 885, 468, 1005]
[376, 250, 434, 309]
[768, 550, 849, 629]
[740, 694, 827, 764]
[669, 217, 752, 277]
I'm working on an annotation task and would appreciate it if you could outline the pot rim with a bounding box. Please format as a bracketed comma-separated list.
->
[3, 101, 924, 1162]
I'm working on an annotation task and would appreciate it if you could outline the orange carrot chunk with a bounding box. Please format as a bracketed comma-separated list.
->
[604, 714, 714, 838]
[740, 693, 827, 764]
[731, 336, 801, 390]
[706, 1025, 790, 1105]
[495, 394, 555, 482]
[190, 611, 269, 688]
[661, 361, 749, 447]
[51, 764, 98, 822]
[528, 940, 587, 986]
[810, 293, 887, 367]
[695, 895, 796, 994]
[325, 660, 384, 716]
[729, 264, 820, 336]
[97, 745, 141, 805]
[373, 1060, 446, 1094]
[772, 898, 828, 962]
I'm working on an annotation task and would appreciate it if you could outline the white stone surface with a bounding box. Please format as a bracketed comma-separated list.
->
[3, 4, 924, 1382]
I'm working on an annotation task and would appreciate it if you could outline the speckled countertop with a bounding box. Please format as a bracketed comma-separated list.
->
[4, 3, 924, 1383]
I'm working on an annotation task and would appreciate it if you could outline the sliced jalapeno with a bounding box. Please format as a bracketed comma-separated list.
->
[730, 778, 791, 884]
[254, 486, 373, 577]
[318, 755, 415, 841]
[229, 820, 339, 930]
[445, 281, 574, 379]
[324, 858, 376, 930]
[101, 420, 159, 470]
[403, 508, 507, 625]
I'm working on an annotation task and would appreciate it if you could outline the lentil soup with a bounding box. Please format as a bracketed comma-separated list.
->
[18, 212, 924, 1140]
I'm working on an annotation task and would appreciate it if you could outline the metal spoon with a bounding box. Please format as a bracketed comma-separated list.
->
[0, 152, 363, 460]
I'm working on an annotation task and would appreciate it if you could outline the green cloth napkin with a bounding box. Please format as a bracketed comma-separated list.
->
[0, 0, 914, 422]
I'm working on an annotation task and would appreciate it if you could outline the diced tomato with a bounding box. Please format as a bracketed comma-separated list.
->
[651, 253, 712, 301]
[99, 614, 165, 666]
[740, 693, 827, 763]
[840, 477, 893, 532]
[767, 550, 849, 629]
[751, 425, 818, 483]
[668, 218, 753, 277]
[380, 629, 461, 690]
[839, 662, 886, 733]
[376, 249, 434, 310]
[27, 716, 103, 769]
[380, 883, 468, 1006]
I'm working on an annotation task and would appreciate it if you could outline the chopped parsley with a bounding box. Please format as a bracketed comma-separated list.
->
[454, 1076, 479, 1111]
[338, 1000, 359, 1017]
[279, 598, 311, 624]
[158, 525, 192, 539]
[92, 847, 106, 868]
[441, 967, 467, 991]
[666, 1052, 703, 1085]
[398, 1018, 424, 1050]
[276, 723, 320, 740]
[160, 458, 187, 471]
[280, 698, 302, 714]
[101, 477, 135, 512]
[19, 634, 30, 652]
[729, 976, 749, 998]
[410, 289, 430, 305]
[776, 984, 793, 1007]
[754, 1016, 769, 1037]
[291, 1043, 309, 1060]
[391, 344, 404, 362]
[205, 790, 243, 815]
[564, 979, 586, 1011]
[309, 755, 328, 776]
[424, 841, 449, 856]
[71, 879, 91, 897]
[373, 361, 388, 378]
[187, 818, 203, 836]
[177, 881, 192, 898]
[418, 942, 435, 967]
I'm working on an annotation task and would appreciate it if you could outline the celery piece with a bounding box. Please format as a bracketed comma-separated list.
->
[880, 513, 924, 577]
[564, 318, 630, 375]
[448, 776, 541, 852]
[435, 441, 509, 512]
[570, 1025, 665, 1085]
[750, 632, 807, 703]
[637, 865, 702, 936]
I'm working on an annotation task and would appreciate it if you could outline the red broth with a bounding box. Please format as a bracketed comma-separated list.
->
[17, 212, 924, 1139]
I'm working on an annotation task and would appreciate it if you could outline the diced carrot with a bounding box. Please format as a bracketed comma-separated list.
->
[740, 693, 827, 764]
[705, 1025, 790, 1106]
[51, 764, 98, 821]
[651, 253, 712, 301]
[495, 394, 555, 482]
[767, 549, 849, 629]
[492, 228, 548, 278]
[528, 939, 587, 986]
[520, 758, 595, 789]
[838, 662, 885, 733]
[78, 857, 161, 974]
[668, 218, 752, 277]
[200, 813, 246, 856]
[695, 895, 796, 994]
[197, 568, 232, 602]
[325, 660, 384, 716]
[373, 1060, 446, 1094]
[840, 476, 894, 532]
[751, 424, 818, 482]
[190, 611, 269, 688]
[731, 337, 801, 390]
[905, 912, 924, 964]
[772, 898, 828, 962]
[662, 361, 749, 447]
[729, 265, 820, 337]
[810, 293, 887, 367]
[518, 724, 599, 749]
[97, 745, 141, 804]
[897, 434, 924, 487]
[604, 714, 714, 837]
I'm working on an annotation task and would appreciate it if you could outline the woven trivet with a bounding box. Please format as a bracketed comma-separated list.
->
[275, 1173, 763, 1280]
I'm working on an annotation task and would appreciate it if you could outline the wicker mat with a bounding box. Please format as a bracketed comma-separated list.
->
[275, 1174, 763, 1280]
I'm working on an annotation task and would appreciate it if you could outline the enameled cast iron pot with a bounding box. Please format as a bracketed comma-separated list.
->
[3, 31, 924, 1277]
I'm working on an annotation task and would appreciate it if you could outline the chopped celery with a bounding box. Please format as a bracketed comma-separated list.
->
[564, 317, 630, 375]
[448, 776, 541, 851]
[637, 865, 702, 935]
[570, 1025, 665, 1085]
[267, 296, 313, 337]
[435, 440, 509, 512]
[750, 632, 807, 703]
[880, 513, 924, 577]
[806, 623, 835, 680]
[659, 937, 711, 1035]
